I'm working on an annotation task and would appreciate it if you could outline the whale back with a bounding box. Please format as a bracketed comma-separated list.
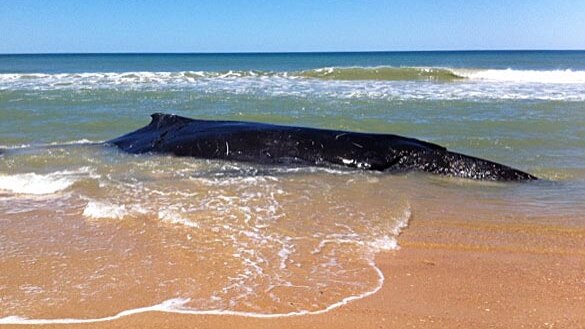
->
[107, 113, 537, 181]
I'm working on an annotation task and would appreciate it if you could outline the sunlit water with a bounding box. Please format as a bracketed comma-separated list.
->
[1, 51, 584, 323]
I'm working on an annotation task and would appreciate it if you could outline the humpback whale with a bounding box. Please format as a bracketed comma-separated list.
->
[108, 113, 537, 181]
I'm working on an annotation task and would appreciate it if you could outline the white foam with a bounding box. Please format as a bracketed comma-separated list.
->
[82, 201, 128, 219]
[2, 69, 585, 101]
[0, 139, 101, 151]
[277, 245, 293, 270]
[455, 68, 585, 84]
[49, 139, 103, 146]
[0, 71, 272, 90]
[369, 206, 410, 251]
[0, 170, 86, 195]
[158, 208, 199, 228]
[0, 143, 31, 150]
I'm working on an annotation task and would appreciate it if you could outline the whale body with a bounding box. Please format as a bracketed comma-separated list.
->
[108, 113, 537, 181]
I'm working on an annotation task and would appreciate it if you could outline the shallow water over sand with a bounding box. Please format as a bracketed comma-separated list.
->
[1, 144, 584, 322]
[0, 146, 414, 320]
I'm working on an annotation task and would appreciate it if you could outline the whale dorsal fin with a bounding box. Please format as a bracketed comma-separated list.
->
[149, 113, 194, 129]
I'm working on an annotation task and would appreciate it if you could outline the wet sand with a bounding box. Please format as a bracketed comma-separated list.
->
[5, 211, 584, 329]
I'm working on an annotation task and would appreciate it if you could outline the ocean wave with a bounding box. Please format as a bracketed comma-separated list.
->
[304, 67, 585, 84]
[2, 68, 584, 101]
[0, 70, 280, 89]
[0, 168, 94, 195]
[2, 67, 585, 87]
[453, 68, 585, 84]
[298, 66, 464, 81]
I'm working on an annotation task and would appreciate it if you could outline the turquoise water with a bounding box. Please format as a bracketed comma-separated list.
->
[1, 51, 585, 322]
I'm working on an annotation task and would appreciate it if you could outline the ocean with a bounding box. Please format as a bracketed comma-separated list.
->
[1, 51, 584, 323]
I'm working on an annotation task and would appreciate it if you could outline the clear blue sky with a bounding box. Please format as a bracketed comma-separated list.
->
[1, 0, 584, 53]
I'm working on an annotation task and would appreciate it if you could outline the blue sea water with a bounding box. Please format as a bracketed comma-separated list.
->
[2, 51, 585, 73]
[0, 51, 584, 322]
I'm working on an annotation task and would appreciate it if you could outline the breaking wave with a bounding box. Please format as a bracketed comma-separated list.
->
[453, 68, 585, 84]
[2, 67, 584, 101]
[298, 66, 464, 81]
[2, 67, 585, 87]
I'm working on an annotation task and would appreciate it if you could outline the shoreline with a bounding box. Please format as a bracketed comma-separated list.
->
[3, 211, 584, 329]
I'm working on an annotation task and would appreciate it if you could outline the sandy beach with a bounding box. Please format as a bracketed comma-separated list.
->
[4, 208, 583, 329]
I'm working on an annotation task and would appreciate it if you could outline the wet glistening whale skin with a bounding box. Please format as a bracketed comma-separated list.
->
[108, 113, 537, 181]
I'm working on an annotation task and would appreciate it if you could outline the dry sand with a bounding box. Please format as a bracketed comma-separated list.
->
[5, 213, 584, 329]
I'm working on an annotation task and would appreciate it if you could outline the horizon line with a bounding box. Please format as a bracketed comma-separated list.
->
[1, 49, 585, 56]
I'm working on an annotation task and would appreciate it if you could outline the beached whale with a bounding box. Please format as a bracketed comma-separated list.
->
[108, 113, 537, 181]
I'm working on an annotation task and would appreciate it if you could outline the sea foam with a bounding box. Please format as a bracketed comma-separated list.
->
[82, 200, 129, 219]
[0, 169, 92, 195]
[455, 68, 585, 84]
[1, 68, 585, 101]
